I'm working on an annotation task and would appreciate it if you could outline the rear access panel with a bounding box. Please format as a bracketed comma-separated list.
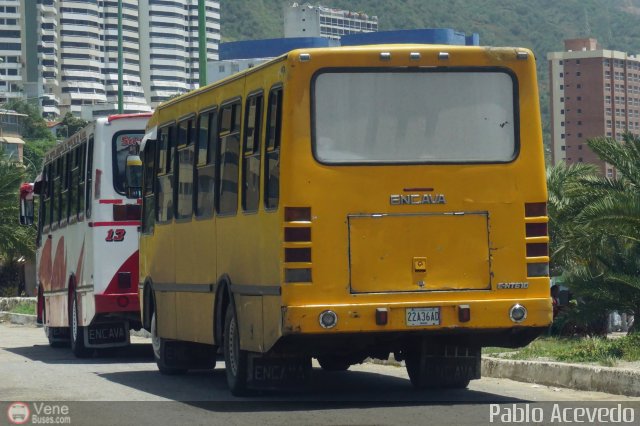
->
[348, 212, 491, 293]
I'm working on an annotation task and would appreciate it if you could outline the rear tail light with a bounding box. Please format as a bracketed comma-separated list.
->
[375, 308, 388, 326]
[285, 248, 311, 262]
[458, 305, 471, 323]
[113, 204, 141, 221]
[284, 227, 311, 242]
[527, 263, 549, 277]
[525, 202, 547, 217]
[285, 268, 312, 283]
[525, 222, 548, 237]
[285, 207, 311, 222]
[526, 243, 548, 257]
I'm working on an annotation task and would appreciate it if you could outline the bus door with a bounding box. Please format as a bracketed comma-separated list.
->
[153, 124, 177, 339]
[174, 113, 217, 343]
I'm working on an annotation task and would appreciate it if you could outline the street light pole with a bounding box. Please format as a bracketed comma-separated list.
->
[117, 0, 124, 113]
[198, 0, 207, 87]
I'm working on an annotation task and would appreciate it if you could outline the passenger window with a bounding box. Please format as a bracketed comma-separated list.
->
[142, 141, 156, 234]
[156, 125, 175, 223]
[86, 136, 94, 218]
[242, 93, 263, 213]
[176, 117, 195, 219]
[77, 143, 85, 220]
[42, 163, 51, 230]
[217, 101, 241, 216]
[196, 109, 217, 218]
[265, 87, 282, 210]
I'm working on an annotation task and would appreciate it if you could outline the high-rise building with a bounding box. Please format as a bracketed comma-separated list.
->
[548, 38, 640, 177]
[139, 0, 220, 107]
[28, 0, 220, 118]
[284, 3, 378, 40]
[0, 0, 24, 104]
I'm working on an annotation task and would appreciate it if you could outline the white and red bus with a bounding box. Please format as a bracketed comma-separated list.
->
[22, 114, 150, 357]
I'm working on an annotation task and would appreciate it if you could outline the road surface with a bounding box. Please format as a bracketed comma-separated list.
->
[1, 323, 638, 425]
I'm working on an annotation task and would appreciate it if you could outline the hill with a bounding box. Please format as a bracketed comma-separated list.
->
[220, 0, 640, 147]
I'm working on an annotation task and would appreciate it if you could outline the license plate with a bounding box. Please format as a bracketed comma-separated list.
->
[406, 307, 440, 326]
[86, 323, 128, 345]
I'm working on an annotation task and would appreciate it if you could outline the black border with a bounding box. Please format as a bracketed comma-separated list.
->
[310, 66, 521, 166]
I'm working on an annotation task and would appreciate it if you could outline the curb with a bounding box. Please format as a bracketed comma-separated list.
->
[0, 312, 37, 326]
[482, 356, 640, 397]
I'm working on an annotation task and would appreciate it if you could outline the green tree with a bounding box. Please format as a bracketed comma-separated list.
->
[57, 112, 88, 140]
[0, 149, 35, 263]
[1, 99, 53, 141]
[552, 133, 640, 333]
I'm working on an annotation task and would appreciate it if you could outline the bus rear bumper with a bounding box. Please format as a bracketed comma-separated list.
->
[95, 292, 140, 314]
[282, 297, 552, 338]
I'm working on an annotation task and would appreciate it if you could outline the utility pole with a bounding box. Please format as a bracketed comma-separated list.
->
[118, 0, 124, 113]
[198, 0, 207, 87]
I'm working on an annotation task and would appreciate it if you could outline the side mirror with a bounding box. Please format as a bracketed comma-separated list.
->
[125, 155, 142, 199]
[19, 182, 35, 226]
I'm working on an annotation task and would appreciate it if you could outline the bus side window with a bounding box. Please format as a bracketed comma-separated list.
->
[62, 151, 71, 224]
[78, 143, 85, 220]
[69, 148, 79, 223]
[217, 100, 242, 216]
[40, 163, 51, 237]
[195, 109, 216, 218]
[86, 135, 94, 218]
[242, 92, 263, 213]
[156, 125, 175, 223]
[142, 138, 156, 234]
[52, 157, 61, 228]
[264, 87, 282, 211]
[176, 117, 195, 219]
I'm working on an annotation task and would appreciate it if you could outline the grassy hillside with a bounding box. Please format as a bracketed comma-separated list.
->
[221, 0, 640, 147]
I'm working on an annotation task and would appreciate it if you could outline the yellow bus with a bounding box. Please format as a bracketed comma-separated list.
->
[137, 44, 551, 395]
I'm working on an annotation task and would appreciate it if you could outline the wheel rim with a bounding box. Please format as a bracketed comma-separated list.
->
[151, 314, 161, 359]
[71, 298, 78, 341]
[228, 315, 238, 376]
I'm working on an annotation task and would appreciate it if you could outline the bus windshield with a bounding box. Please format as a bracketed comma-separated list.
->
[313, 70, 517, 164]
[113, 132, 143, 195]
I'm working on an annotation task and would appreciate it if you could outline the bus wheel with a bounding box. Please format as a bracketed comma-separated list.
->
[317, 356, 351, 371]
[150, 311, 187, 375]
[69, 292, 91, 358]
[42, 300, 69, 348]
[405, 352, 473, 389]
[224, 304, 249, 396]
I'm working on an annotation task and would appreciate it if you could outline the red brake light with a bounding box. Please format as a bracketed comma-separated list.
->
[525, 202, 547, 217]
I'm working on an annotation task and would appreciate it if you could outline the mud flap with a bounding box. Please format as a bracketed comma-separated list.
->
[160, 340, 217, 370]
[247, 353, 311, 390]
[84, 322, 130, 348]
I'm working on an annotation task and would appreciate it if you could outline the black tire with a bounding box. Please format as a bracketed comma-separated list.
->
[69, 291, 91, 358]
[405, 352, 471, 389]
[224, 305, 249, 396]
[317, 356, 351, 371]
[42, 298, 69, 348]
[151, 311, 187, 375]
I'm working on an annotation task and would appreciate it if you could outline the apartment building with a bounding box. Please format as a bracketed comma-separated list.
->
[284, 2, 378, 40]
[139, 0, 220, 107]
[0, 0, 23, 104]
[548, 38, 640, 176]
[29, 0, 220, 118]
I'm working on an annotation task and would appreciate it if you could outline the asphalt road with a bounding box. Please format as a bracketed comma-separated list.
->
[1, 323, 638, 426]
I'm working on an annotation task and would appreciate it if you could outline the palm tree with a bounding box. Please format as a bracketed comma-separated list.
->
[0, 150, 35, 263]
[555, 133, 640, 332]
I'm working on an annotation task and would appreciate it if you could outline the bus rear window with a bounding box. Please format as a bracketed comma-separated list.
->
[113, 132, 143, 195]
[312, 70, 517, 164]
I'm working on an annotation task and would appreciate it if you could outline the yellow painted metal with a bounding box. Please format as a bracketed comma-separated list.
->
[140, 44, 550, 352]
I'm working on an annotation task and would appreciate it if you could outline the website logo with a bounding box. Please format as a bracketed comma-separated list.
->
[7, 402, 30, 425]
